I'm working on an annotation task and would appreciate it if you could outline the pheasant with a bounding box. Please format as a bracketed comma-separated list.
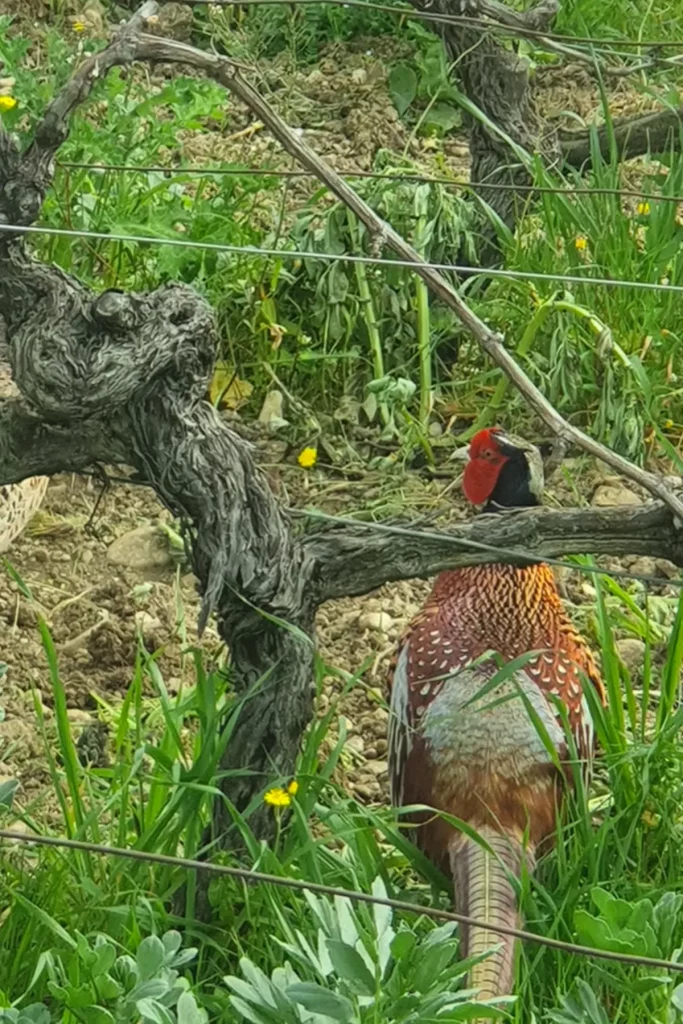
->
[0, 359, 48, 554]
[388, 427, 604, 1011]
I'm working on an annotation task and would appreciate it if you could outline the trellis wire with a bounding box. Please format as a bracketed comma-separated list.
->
[57, 160, 683, 205]
[296, 508, 683, 589]
[2, 828, 683, 973]
[3, 221, 683, 294]
[165, 0, 683, 49]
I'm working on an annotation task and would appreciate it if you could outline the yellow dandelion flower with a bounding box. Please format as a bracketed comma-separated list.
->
[287, 780, 299, 796]
[0, 96, 17, 112]
[264, 787, 291, 808]
[297, 446, 317, 469]
[637, 201, 650, 216]
[72, 20, 86, 32]
[574, 235, 588, 251]
[664, 419, 674, 429]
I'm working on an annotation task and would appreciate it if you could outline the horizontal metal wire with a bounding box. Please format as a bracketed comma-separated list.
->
[298, 508, 683, 589]
[171, 0, 683, 50]
[3, 221, 683, 294]
[1, 828, 682, 973]
[57, 160, 683, 204]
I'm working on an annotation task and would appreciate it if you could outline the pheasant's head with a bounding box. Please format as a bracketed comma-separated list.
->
[463, 427, 544, 511]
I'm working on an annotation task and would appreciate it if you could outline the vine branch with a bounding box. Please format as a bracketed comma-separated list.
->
[304, 504, 683, 603]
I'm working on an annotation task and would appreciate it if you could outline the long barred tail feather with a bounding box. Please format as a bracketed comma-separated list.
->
[449, 827, 534, 1018]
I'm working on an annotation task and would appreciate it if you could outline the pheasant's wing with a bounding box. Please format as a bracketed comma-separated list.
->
[0, 480, 48, 553]
[388, 642, 413, 810]
[529, 645, 603, 787]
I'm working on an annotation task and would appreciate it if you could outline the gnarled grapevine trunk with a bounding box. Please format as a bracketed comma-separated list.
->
[409, 0, 560, 259]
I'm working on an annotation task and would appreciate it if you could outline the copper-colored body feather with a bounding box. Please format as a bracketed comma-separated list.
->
[388, 430, 604, 1015]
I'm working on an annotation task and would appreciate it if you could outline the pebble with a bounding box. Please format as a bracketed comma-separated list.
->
[627, 557, 658, 578]
[353, 784, 374, 800]
[655, 559, 679, 580]
[346, 735, 365, 755]
[340, 715, 356, 735]
[107, 525, 175, 577]
[1, 820, 34, 846]
[135, 611, 163, 643]
[358, 611, 394, 632]
[258, 390, 288, 432]
[591, 484, 641, 507]
[67, 709, 94, 725]
[615, 638, 646, 675]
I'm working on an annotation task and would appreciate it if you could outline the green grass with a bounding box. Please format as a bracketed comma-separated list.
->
[554, 0, 683, 45]
[1, 569, 683, 1021]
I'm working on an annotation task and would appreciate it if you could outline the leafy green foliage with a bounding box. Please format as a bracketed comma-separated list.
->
[387, 26, 462, 135]
[1, 571, 683, 1022]
[5, 3, 683, 456]
[206, 0, 394, 64]
[574, 888, 681, 961]
[0, 931, 207, 1024]
[388, 64, 417, 116]
[225, 881, 506, 1022]
[548, 980, 612, 1024]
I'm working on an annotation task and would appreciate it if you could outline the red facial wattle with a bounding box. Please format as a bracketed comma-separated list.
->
[463, 456, 506, 504]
